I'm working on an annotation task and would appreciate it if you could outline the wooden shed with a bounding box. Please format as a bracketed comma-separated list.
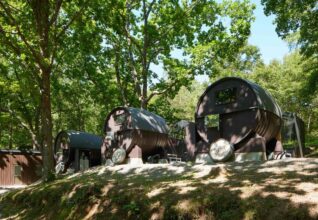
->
[0, 150, 42, 186]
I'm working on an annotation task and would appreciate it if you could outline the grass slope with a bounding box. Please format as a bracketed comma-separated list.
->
[1, 159, 318, 220]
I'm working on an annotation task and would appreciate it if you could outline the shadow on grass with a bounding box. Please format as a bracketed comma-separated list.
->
[1, 159, 318, 220]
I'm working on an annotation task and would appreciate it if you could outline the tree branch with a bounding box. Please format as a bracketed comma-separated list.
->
[145, 0, 156, 19]
[125, 0, 142, 97]
[49, 0, 63, 26]
[0, 1, 45, 69]
[56, 3, 85, 39]
[114, 45, 128, 106]
[146, 87, 170, 103]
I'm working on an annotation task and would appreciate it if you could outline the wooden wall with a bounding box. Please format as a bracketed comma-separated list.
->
[0, 151, 42, 186]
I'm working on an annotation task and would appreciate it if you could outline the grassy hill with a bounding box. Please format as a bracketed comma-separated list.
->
[1, 159, 318, 220]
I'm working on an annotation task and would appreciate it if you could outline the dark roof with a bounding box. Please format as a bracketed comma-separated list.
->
[107, 107, 169, 134]
[127, 107, 169, 133]
[247, 80, 282, 117]
[0, 149, 41, 155]
[54, 131, 103, 151]
[197, 77, 282, 117]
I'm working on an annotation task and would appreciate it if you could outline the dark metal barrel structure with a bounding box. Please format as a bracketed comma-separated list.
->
[54, 130, 103, 173]
[193, 77, 283, 161]
[103, 107, 170, 163]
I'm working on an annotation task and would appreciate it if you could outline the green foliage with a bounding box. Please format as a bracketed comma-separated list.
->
[261, 0, 318, 96]
[0, 0, 255, 148]
[190, 0, 256, 76]
[0, 56, 41, 148]
[251, 52, 308, 112]
[249, 51, 318, 134]
[43, 170, 56, 183]
[92, 0, 255, 108]
[209, 44, 263, 81]
[123, 201, 140, 215]
[206, 47, 318, 136]
[261, 0, 318, 57]
[1, 0, 316, 150]
[149, 80, 207, 124]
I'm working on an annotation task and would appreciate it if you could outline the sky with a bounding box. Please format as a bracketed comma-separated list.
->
[152, 0, 291, 82]
[192, 0, 291, 82]
[249, 0, 290, 64]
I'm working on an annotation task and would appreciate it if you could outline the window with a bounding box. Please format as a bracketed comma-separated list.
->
[14, 165, 22, 176]
[215, 88, 237, 105]
[170, 127, 186, 140]
[205, 114, 219, 128]
[114, 113, 126, 124]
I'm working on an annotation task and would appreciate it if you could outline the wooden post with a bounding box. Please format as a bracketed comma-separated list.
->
[294, 113, 304, 157]
[127, 145, 143, 164]
[184, 122, 196, 159]
[74, 149, 80, 172]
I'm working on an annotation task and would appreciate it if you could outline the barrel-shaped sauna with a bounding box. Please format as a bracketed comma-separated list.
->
[193, 77, 283, 162]
[54, 131, 103, 173]
[103, 107, 170, 164]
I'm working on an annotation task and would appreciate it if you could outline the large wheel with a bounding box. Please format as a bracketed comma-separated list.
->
[209, 139, 234, 162]
[112, 148, 126, 164]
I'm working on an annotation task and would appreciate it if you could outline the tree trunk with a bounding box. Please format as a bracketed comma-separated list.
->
[31, 133, 39, 150]
[40, 68, 54, 179]
[141, 0, 150, 110]
[9, 113, 13, 149]
[307, 109, 312, 133]
[141, 98, 148, 109]
[114, 48, 128, 106]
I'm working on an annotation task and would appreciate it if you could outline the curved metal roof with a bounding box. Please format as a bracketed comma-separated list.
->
[196, 77, 282, 117]
[244, 79, 282, 117]
[127, 107, 169, 133]
[54, 130, 103, 152]
[105, 107, 169, 134]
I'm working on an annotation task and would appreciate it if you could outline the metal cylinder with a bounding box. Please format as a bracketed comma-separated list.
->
[103, 107, 170, 161]
[54, 130, 103, 172]
[195, 77, 282, 153]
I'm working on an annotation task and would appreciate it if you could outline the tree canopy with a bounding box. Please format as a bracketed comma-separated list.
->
[0, 0, 256, 176]
[261, 0, 318, 57]
[0, 0, 317, 177]
[261, 0, 318, 98]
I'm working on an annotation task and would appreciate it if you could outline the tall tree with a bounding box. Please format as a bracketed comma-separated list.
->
[149, 80, 208, 123]
[261, 0, 318, 96]
[208, 44, 263, 81]
[261, 0, 317, 57]
[0, 0, 87, 178]
[250, 52, 318, 132]
[97, 0, 255, 109]
[0, 56, 41, 149]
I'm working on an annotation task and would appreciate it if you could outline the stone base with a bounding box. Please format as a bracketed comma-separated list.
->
[234, 152, 267, 162]
[126, 158, 144, 165]
[195, 153, 214, 164]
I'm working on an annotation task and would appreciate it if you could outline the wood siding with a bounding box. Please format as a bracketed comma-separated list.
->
[0, 152, 42, 186]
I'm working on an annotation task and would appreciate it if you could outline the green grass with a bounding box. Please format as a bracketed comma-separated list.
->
[305, 133, 318, 157]
[1, 161, 318, 220]
[306, 133, 318, 147]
